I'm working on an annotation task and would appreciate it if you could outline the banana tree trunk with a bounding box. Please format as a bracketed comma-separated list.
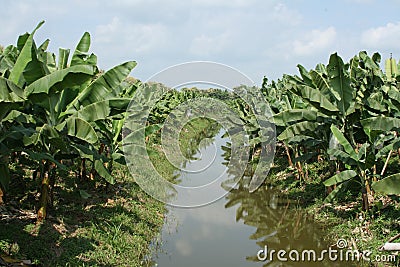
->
[372, 164, 377, 182]
[360, 170, 369, 211]
[294, 147, 304, 180]
[90, 163, 96, 180]
[361, 187, 369, 211]
[49, 163, 56, 208]
[283, 142, 294, 168]
[304, 163, 309, 181]
[37, 161, 56, 223]
[37, 161, 50, 223]
[108, 159, 113, 173]
[80, 158, 87, 181]
[361, 170, 370, 211]
[0, 188, 3, 204]
[365, 178, 371, 195]
[296, 161, 304, 180]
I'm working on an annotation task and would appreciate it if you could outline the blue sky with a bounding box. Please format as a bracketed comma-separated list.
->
[1, 0, 400, 86]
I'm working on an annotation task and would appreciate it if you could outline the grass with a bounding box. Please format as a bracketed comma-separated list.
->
[265, 149, 400, 267]
[0, 156, 168, 266]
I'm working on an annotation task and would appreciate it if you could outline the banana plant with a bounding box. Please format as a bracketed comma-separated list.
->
[324, 122, 400, 209]
[360, 116, 400, 196]
[16, 25, 101, 221]
[0, 77, 26, 194]
[264, 75, 327, 180]
[271, 52, 400, 207]
[0, 21, 138, 221]
[323, 125, 372, 210]
[284, 53, 356, 145]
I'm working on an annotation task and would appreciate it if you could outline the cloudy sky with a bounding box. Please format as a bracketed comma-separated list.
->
[1, 0, 400, 86]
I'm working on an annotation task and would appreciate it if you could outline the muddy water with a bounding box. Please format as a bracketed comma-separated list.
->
[147, 129, 354, 267]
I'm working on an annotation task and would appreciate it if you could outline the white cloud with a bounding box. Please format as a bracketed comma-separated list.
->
[189, 32, 231, 56]
[361, 22, 400, 49]
[292, 27, 337, 56]
[95, 17, 168, 54]
[1, 0, 400, 83]
[271, 3, 302, 26]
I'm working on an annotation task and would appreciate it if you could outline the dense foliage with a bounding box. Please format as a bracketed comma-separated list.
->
[261, 51, 400, 209]
[0, 21, 148, 221]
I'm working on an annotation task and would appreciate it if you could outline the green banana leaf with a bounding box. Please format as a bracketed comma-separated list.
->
[94, 159, 114, 184]
[272, 109, 320, 126]
[309, 69, 336, 102]
[366, 92, 387, 112]
[330, 125, 358, 160]
[0, 77, 24, 102]
[278, 121, 320, 140]
[296, 64, 313, 85]
[70, 32, 97, 66]
[65, 61, 137, 111]
[385, 58, 398, 81]
[287, 135, 322, 147]
[372, 173, 400, 195]
[323, 170, 357, 187]
[327, 148, 358, 166]
[327, 53, 354, 116]
[292, 85, 338, 113]
[24, 64, 95, 96]
[376, 138, 400, 158]
[324, 182, 347, 203]
[71, 98, 131, 122]
[2, 110, 35, 124]
[66, 117, 98, 144]
[58, 48, 70, 69]
[9, 20, 44, 87]
[361, 116, 400, 132]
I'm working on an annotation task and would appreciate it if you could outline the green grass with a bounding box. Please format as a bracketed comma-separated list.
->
[0, 160, 167, 267]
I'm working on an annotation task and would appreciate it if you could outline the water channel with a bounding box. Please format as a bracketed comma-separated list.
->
[146, 127, 351, 267]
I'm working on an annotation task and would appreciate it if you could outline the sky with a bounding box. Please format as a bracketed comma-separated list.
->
[1, 0, 400, 86]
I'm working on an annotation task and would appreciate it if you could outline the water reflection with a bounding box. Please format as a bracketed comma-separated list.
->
[225, 182, 346, 266]
[147, 127, 353, 267]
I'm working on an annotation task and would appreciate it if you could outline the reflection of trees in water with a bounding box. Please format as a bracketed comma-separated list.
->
[179, 121, 221, 161]
[163, 119, 221, 185]
[223, 176, 344, 266]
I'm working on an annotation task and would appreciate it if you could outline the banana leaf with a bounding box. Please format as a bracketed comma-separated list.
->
[372, 173, 400, 195]
[330, 125, 358, 160]
[361, 116, 400, 132]
[9, 21, 44, 87]
[327, 53, 355, 116]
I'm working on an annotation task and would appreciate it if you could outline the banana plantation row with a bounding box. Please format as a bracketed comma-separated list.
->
[1, 22, 399, 224]
[261, 51, 400, 210]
